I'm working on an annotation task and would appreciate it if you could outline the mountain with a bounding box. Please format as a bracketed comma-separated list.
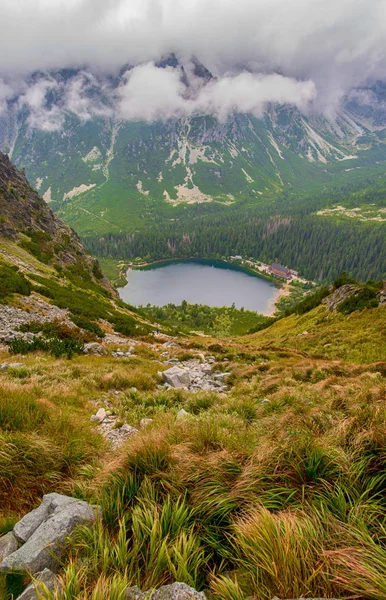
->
[0, 150, 151, 342]
[2, 60, 386, 238]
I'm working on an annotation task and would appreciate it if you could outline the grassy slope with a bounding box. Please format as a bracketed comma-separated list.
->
[0, 283, 385, 598]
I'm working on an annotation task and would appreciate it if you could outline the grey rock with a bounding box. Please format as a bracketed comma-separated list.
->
[0, 532, 18, 561]
[140, 418, 154, 428]
[1, 495, 99, 573]
[90, 408, 106, 423]
[322, 284, 360, 311]
[163, 367, 191, 388]
[1, 362, 25, 371]
[13, 493, 77, 543]
[150, 582, 207, 599]
[176, 409, 190, 421]
[125, 586, 146, 600]
[17, 568, 57, 600]
[105, 424, 138, 449]
[83, 342, 107, 355]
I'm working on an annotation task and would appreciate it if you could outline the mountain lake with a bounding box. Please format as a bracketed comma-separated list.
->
[118, 260, 281, 314]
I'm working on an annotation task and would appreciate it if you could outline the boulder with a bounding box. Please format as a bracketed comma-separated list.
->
[0, 494, 99, 574]
[150, 583, 207, 599]
[125, 586, 146, 599]
[1, 362, 25, 371]
[0, 532, 18, 561]
[163, 367, 191, 389]
[176, 409, 190, 421]
[13, 493, 78, 543]
[90, 408, 107, 423]
[83, 342, 108, 355]
[16, 568, 57, 600]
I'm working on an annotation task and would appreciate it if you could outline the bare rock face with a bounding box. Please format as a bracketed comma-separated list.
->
[322, 284, 360, 311]
[0, 493, 99, 574]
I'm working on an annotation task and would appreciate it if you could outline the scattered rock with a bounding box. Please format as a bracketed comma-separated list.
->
[103, 424, 138, 449]
[16, 568, 58, 600]
[0, 532, 18, 561]
[140, 418, 154, 428]
[161, 360, 229, 393]
[0, 493, 99, 574]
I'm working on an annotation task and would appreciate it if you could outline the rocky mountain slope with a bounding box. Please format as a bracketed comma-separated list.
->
[2, 62, 386, 235]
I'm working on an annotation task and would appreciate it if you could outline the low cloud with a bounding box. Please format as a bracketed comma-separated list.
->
[117, 63, 316, 122]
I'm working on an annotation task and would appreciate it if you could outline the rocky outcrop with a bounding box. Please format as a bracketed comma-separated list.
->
[0, 493, 99, 574]
[322, 284, 360, 311]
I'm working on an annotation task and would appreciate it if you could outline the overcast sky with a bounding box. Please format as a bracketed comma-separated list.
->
[1, 0, 386, 125]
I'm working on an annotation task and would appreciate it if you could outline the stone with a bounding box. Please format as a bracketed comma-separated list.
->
[105, 424, 138, 449]
[176, 409, 190, 421]
[1, 362, 25, 371]
[125, 586, 146, 599]
[163, 367, 191, 389]
[17, 568, 57, 600]
[13, 493, 77, 544]
[140, 418, 154, 428]
[0, 532, 18, 561]
[150, 582, 207, 599]
[91, 408, 107, 423]
[0, 495, 99, 573]
[83, 342, 107, 355]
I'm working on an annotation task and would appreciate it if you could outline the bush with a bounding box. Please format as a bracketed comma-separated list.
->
[338, 284, 380, 314]
[8, 337, 84, 359]
[333, 272, 357, 288]
[70, 315, 105, 338]
[0, 263, 31, 299]
[285, 286, 330, 316]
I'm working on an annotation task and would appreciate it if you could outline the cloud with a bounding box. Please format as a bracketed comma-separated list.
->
[0, 0, 385, 123]
[117, 63, 316, 122]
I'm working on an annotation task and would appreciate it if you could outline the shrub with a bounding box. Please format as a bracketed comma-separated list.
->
[0, 263, 31, 299]
[70, 315, 105, 338]
[333, 272, 357, 288]
[8, 337, 84, 359]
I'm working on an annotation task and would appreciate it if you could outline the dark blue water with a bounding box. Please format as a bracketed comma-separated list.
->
[118, 260, 279, 314]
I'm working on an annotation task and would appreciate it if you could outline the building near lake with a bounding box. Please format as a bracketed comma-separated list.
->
[268, 263, 292, 279]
